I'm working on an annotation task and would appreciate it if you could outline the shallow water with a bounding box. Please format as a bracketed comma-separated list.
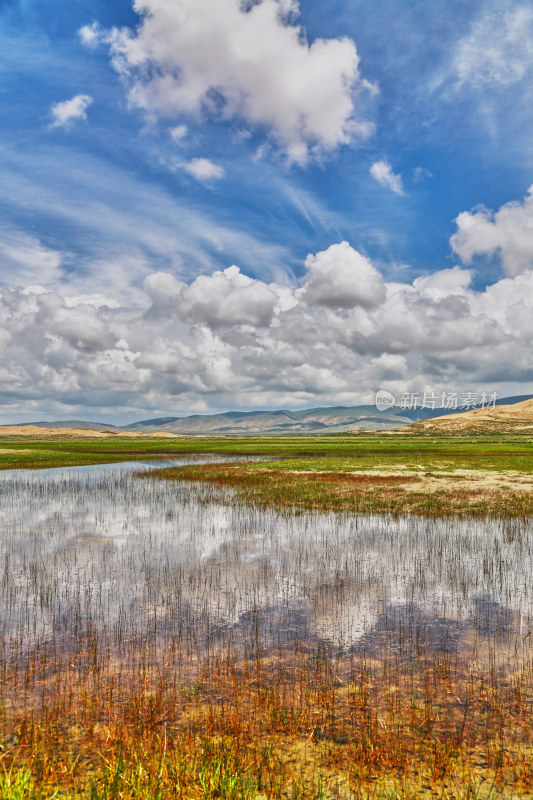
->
[0, 458, 531, 669]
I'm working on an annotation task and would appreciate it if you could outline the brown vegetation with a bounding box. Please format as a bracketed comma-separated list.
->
[150, 462, 533, 518]
[4, 633, 533, 798]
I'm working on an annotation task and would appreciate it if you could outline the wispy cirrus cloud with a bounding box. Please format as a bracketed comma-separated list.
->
[0, 141, 298, 301]
[0, 228, 65, 287]
[453, 5, 533, 89]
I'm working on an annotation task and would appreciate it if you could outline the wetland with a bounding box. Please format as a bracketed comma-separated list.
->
[0, 438, 532, 798]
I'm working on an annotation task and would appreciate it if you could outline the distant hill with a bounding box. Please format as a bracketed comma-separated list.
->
[405, 397, 533, 435]
[5, 396, 532, 436]
[122, 405, 431, 435]
[121, 396, 533, 435]
[0, 425, 180, 439]
[7, 420, 118, 431]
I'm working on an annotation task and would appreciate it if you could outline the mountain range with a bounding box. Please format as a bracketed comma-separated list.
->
[6, 395, 532, 436]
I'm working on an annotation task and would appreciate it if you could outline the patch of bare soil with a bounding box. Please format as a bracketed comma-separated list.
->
[283, 467, 533, 494]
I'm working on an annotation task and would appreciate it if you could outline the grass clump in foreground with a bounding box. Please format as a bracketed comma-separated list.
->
[2, 642, 533, 799]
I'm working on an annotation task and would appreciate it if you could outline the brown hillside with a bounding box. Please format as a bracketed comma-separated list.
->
[405, 398, 533, 434]
[0, 425, 181, 439]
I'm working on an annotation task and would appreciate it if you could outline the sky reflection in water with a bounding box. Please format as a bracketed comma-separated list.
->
[0, 458, 530, 669]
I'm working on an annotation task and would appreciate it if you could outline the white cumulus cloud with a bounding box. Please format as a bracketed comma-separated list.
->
[2, 230, 533, 417]
[451, 186, 533, 276]
[86, 0, 371, 163]
[145, 265, 277, 327]
[413, 267, 473, 302]
[370, 160, 404, 195]
[49, 94, 93, 129]
[302, 241, 385, 309]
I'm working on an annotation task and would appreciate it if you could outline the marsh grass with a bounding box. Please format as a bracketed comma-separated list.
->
[148, 462, 533, 518]
[0, 463, 532, 797]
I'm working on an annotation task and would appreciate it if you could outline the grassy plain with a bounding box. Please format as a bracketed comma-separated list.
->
[151, 451, 533, 518]
[1, 432, 532, 518]
[0, 432, 532, 798]
[0, 431, 532, 469]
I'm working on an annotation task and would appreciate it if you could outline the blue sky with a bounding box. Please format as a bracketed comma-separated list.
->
[1, 0, 533, 422]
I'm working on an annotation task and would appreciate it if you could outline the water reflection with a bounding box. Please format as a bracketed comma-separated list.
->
[0, 460, 531, 670]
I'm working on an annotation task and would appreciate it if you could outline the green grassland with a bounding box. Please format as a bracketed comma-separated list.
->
[0, 433, 532, 471]
[148, 457, 533, 519]
[0, 432, 532, 518]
